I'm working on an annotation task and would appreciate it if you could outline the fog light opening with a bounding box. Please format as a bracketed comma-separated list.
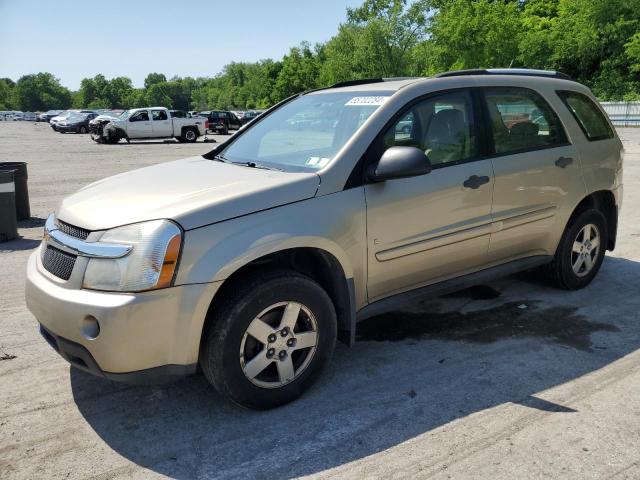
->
[82, 315, 100, 340]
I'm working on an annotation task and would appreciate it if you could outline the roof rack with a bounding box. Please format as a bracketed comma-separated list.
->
[329, 77, 420, 88]
[435, 68, 573, 81]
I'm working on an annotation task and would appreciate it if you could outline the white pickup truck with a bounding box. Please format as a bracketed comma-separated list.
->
[91, 107, 208, 144]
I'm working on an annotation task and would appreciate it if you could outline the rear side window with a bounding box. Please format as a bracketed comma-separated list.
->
[151, 110, 168, 121]
[557, 90, 614, 141]
[482, 87, 567, 155]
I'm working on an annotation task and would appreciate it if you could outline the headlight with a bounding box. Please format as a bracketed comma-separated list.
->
[83, 219, 182, 292]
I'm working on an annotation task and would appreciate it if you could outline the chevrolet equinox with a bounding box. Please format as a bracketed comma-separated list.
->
[26, 69, 623, 409]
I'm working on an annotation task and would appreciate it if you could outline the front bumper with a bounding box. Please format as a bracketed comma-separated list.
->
[26, 252, 221, 382]
[56, 124, 78, 132]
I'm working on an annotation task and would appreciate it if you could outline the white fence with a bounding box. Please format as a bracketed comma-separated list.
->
[601, 102, 640, 127]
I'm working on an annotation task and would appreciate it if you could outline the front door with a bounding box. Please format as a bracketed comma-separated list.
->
[365, 89, 494, 302]
[480, 86, 585, 262]
[151, 109, 172, 137]
[127, 110, 151, 138]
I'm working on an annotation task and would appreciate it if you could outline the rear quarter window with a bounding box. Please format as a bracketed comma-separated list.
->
[557, 90, 614, 141]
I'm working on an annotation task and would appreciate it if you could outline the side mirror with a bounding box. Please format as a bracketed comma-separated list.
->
[368, 146, 432, 182]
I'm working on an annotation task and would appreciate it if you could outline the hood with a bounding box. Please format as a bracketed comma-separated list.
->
[56, 156, 320, 231]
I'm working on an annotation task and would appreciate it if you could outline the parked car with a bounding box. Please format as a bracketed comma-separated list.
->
[55, 112, 98, 134]
[241, 110, 264, 125]
[23, 112, 37, 122]
[169, 110, 187, 118]
[38, 110, 63, 122]
[50, 110, 95, 130]
[199, 110, 242, 134]
[91, 107, 208, 143]
[10, 111, 24, 121]
[26, 69, 622, 409]
[0, 111, 14, 121]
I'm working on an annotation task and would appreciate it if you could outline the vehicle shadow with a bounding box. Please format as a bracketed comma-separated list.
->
[0, 237, 40, 252]
[70, 255, 640, 479]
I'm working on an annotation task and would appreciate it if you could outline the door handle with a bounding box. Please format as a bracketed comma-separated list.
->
[555, 156, 573, 168]
[463, 175, 490, 189]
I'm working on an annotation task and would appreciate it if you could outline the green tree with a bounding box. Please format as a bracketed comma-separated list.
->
[273, 43, 321, 99]
[144, 72, 167, 89]
[0, 79, 16, 110]
[14, 73, 72, 111]
[320, 0, 429, 84]
[422, 0, 522, 74]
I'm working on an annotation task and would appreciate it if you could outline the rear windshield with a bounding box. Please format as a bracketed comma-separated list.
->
[220, 92, 390, 171]
[557, 90, 614, 141]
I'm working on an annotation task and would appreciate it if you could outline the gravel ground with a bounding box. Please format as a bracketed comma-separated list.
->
[1, 121, 640, 479]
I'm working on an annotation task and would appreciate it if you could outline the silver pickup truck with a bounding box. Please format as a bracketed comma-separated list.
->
[27, 69, 622, 409]
[91, 107, 208, 143]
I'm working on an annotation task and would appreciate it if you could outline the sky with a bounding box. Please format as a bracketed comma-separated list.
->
[0, 0, 362, 90]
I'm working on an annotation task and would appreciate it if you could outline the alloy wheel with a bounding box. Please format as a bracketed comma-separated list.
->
[571, 223, 600, 277]
[240, 301, 318, 389]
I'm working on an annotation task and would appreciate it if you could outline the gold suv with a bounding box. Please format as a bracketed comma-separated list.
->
[26, 69, 623, 409]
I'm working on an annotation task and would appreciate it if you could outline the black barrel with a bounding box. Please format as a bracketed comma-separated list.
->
[0, 162, 30, 220]
[0, 170, 18, 242]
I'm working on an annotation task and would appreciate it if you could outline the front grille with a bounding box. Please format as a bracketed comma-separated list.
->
[41, 245, 76, 280]
[56, 219, 90, 240]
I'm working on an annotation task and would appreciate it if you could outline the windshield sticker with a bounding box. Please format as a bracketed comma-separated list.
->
[345, 96, 390, 106]
[306, 157, 331, 167]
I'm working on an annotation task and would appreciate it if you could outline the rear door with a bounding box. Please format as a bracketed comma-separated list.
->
[365, 89, 495, 301]
[481, 86, 585, 262]
[151, 109, 172, 137]
[127, 110, 152, 138]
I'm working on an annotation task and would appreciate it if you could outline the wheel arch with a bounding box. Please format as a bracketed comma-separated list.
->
[200, 246, 357, 350]
[181, 125, 198, 138]
[568, 190, 617, 251]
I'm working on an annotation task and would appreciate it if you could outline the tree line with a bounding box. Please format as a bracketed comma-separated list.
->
[2, 0, 640, 112]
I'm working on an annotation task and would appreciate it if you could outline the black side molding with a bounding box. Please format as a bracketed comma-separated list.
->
[356, 255, 552, 322]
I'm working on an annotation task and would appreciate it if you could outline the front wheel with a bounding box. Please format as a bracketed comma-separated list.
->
[545, 208, 607, 290]
[200, 270, 337, 409]
[79, 126, 87, 134]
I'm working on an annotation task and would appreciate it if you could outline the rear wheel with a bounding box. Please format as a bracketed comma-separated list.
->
[545, 208, 607, 290]
[79, 126, 87, 134]
[200, 270, 337, 409]
[182, 128, 197, 143]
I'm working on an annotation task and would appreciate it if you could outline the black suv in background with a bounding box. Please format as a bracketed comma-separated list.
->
[241, 110, 263, 125]
[198, 110, 242, 134]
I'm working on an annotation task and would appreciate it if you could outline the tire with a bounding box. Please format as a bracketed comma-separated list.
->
[79, 126, 87, 134]
[182, 128, 197, 143]
[545, 208, 607, 290]
[200, 269, 337, 409]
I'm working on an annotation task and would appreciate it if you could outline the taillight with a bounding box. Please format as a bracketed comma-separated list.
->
[205, 119, 209, 129]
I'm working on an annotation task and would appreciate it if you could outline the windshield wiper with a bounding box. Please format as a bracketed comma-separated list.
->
[212, 154, 281, 171]
[212, 154, 230, 163]
[231, 160, 282, 171]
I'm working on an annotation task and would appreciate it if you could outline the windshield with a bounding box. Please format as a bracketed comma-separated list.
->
[220, 92, 390, 171]
[68, 114, 87, 122]
[118, 110, 130, 120]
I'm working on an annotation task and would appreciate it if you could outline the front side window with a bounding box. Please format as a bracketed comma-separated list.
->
[151, 110, 168, 121]
[483, 87, 567, 155]
[220, 92, 390, 171]
[383, 90, 476, 167]
[557, 90, 614, 141]
[130, 111, 149, 122]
